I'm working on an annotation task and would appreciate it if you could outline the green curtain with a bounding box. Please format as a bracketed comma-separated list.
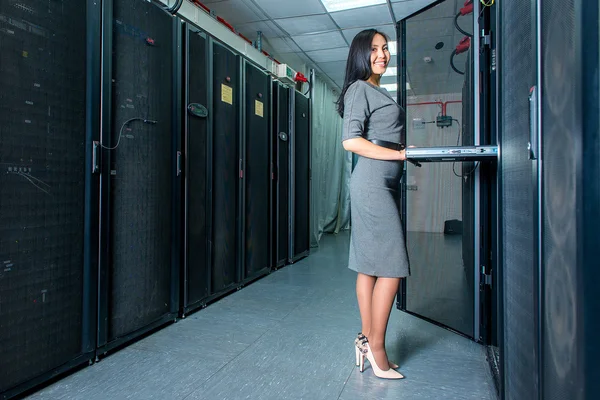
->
[310, 75, 352, 247]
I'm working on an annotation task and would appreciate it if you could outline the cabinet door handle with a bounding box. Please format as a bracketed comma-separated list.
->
[92, 141, 100, 174]
[528, 86, 539, 160]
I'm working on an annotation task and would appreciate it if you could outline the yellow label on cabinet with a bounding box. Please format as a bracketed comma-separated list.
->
[255, 100, 264, 117]
[221, 84, 233, 105]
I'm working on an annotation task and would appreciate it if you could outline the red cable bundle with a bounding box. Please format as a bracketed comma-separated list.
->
[456, 36, 471, 55]
[295, 72, 308, 83]
[460, 0, 474, 15]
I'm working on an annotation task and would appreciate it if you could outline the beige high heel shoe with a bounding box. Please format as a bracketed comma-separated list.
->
[355, 333, 399, 369]
[355, 346, 366, 372]
[365, 343, 404, 379]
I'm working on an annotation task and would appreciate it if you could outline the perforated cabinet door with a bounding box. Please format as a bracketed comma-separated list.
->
[293, 92, 310, 259]
[272, 84, 290, 267]
[105, 0, 175, 341]
[499, 0, 539, 396]
[0, 0, 92, 394]
[243, 63, 270, 279]
[186, 29, 209, 306]
[211, 42, 240, 293]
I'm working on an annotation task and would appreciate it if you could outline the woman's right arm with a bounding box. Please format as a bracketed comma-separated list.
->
[342, 138, 406, 161]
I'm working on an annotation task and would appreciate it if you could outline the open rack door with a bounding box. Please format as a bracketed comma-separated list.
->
[395, 0, 496, 342]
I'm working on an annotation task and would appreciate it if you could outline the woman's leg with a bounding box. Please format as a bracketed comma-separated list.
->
[356, 273, 377, 336]
[369, 277, 401, 370]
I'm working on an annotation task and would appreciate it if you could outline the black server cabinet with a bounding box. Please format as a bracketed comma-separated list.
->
[242, 61, 271, 281]
[499, 0, 600, 398]
[97, 0, 180, 354]
[291, 92, 310, 262]
[0, 1, 101, 398]
[183, 26, 210, 314]
[539, 0, 599, 399]
[498, 0, 539, 397]
[210, 41, 241, 294]
[271, 83, 291, 268]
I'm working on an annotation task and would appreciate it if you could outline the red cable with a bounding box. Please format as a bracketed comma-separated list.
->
[217, 16, 235, 32]
[407, 101, 462, 116]
[191, 0, 210, 13]
[455, 36, 471, 54]
[238, 33, 253, 45]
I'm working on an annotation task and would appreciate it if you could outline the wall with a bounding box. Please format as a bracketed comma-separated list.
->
[405, 93, 463, 233]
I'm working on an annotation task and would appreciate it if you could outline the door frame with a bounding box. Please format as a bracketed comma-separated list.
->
[395, 0, 495, 344]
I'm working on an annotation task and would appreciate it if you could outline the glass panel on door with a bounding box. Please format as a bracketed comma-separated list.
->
[398, 0, 477, 337]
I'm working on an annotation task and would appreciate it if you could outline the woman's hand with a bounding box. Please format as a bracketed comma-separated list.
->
[400, 145, 418, 162]
[398, 149, 406, 161]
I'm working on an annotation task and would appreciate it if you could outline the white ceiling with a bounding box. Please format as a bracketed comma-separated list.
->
[197, 0, 474, 96]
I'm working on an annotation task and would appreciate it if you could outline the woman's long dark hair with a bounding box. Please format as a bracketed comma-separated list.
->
[336, 29, 389, 117]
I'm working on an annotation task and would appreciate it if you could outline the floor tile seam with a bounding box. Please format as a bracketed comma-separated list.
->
[279, 301, 310, 321]
[336, 363, 357, 400]
[125, 340, 264, 400]
[128, 342, 246, 361]
[180, 316, 285, 400]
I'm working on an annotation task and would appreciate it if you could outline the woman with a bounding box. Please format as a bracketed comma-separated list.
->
[337, 29, 410, 380]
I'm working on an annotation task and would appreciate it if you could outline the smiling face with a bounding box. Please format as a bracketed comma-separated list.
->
[370, 33, 390, 77]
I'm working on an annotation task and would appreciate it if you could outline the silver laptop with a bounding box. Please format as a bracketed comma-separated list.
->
[405, 145, 498, 162]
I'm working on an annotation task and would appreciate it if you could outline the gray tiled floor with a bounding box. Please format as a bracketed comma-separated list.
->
[28, 231, 497, 400]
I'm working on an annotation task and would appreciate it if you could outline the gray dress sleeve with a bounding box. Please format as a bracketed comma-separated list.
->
[342, 82, 369, 142]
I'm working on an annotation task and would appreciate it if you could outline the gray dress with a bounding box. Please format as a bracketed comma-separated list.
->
[342, 80, 410, 278]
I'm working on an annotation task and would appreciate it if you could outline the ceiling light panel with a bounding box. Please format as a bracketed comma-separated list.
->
[274, 14, 338, 36]
[252, 0, 327, 19]
[380, 76, 397, 86]
[321, 0, 387, 13]
[294, 31, 347, 52]
[382, 66, 397, 77]
[381, 83, 397, 92]
[388, 41, 397, 55]
[330, 5, 393, 29]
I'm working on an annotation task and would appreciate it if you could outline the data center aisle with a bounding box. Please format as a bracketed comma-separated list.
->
[28, 231, 496, 400]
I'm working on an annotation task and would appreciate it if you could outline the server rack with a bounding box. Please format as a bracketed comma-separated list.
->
[241, 61, 272, 281]
[290, 91, 311, 262]
[498, 0, 600, 398]
[209, 40, 242, 295]
[539, 1, 596, 399]
[96, 0, 180, 356]
[0, 1, 101, 398]
[182, 25, 210, 315]
[271, 83, 291, 268]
